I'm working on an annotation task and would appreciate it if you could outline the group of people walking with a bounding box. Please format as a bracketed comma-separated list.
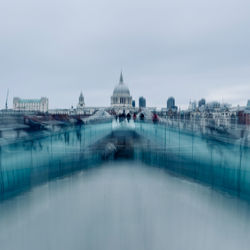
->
[114, 111, 159, 123]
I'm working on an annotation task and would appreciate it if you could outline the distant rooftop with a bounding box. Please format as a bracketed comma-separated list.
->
[14, 97, 48, 103]
[18, 99, 41, 103]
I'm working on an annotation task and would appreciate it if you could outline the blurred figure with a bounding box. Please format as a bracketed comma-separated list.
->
[119, 112, 126, 123]
[152, 112, 159, 123]
[127, 113, 131, 122]
[139, 113, 144, 121]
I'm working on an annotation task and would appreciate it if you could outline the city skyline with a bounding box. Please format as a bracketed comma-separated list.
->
[5, 71, 250, 110]
[3, 77, 250, 110]
[1, 0, 250, 109]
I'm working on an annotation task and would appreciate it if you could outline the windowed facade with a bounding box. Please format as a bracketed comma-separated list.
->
[13, 97, 48, 112]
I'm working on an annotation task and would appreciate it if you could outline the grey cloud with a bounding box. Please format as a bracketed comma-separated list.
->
[0, 0, 250, 108]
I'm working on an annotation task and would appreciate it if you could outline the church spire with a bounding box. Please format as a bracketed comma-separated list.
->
[119, 71, 124, 84]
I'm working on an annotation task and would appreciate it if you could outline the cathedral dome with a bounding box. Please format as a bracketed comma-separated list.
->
[112, 73, 130, 96]
[111, 72, 132, 107]
[113, 84, 130, 96]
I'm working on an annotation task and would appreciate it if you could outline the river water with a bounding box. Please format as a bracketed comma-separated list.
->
[1, 161, 250, 250]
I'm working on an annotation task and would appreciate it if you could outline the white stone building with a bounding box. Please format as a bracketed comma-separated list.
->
[111, 72, 132, 108]
[13, 97, 48, 112]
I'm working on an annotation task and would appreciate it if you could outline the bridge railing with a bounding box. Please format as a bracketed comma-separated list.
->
[134, 120, 250, 199]
[0, 121, 112, 196]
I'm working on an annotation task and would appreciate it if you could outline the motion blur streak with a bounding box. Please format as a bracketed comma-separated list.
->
[0, 162, 250, 250]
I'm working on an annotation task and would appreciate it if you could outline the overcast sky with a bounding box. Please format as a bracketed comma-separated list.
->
[0, 0, 250, 109]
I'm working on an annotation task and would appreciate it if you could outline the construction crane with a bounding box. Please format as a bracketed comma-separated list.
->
[5, 89, 9, 110]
